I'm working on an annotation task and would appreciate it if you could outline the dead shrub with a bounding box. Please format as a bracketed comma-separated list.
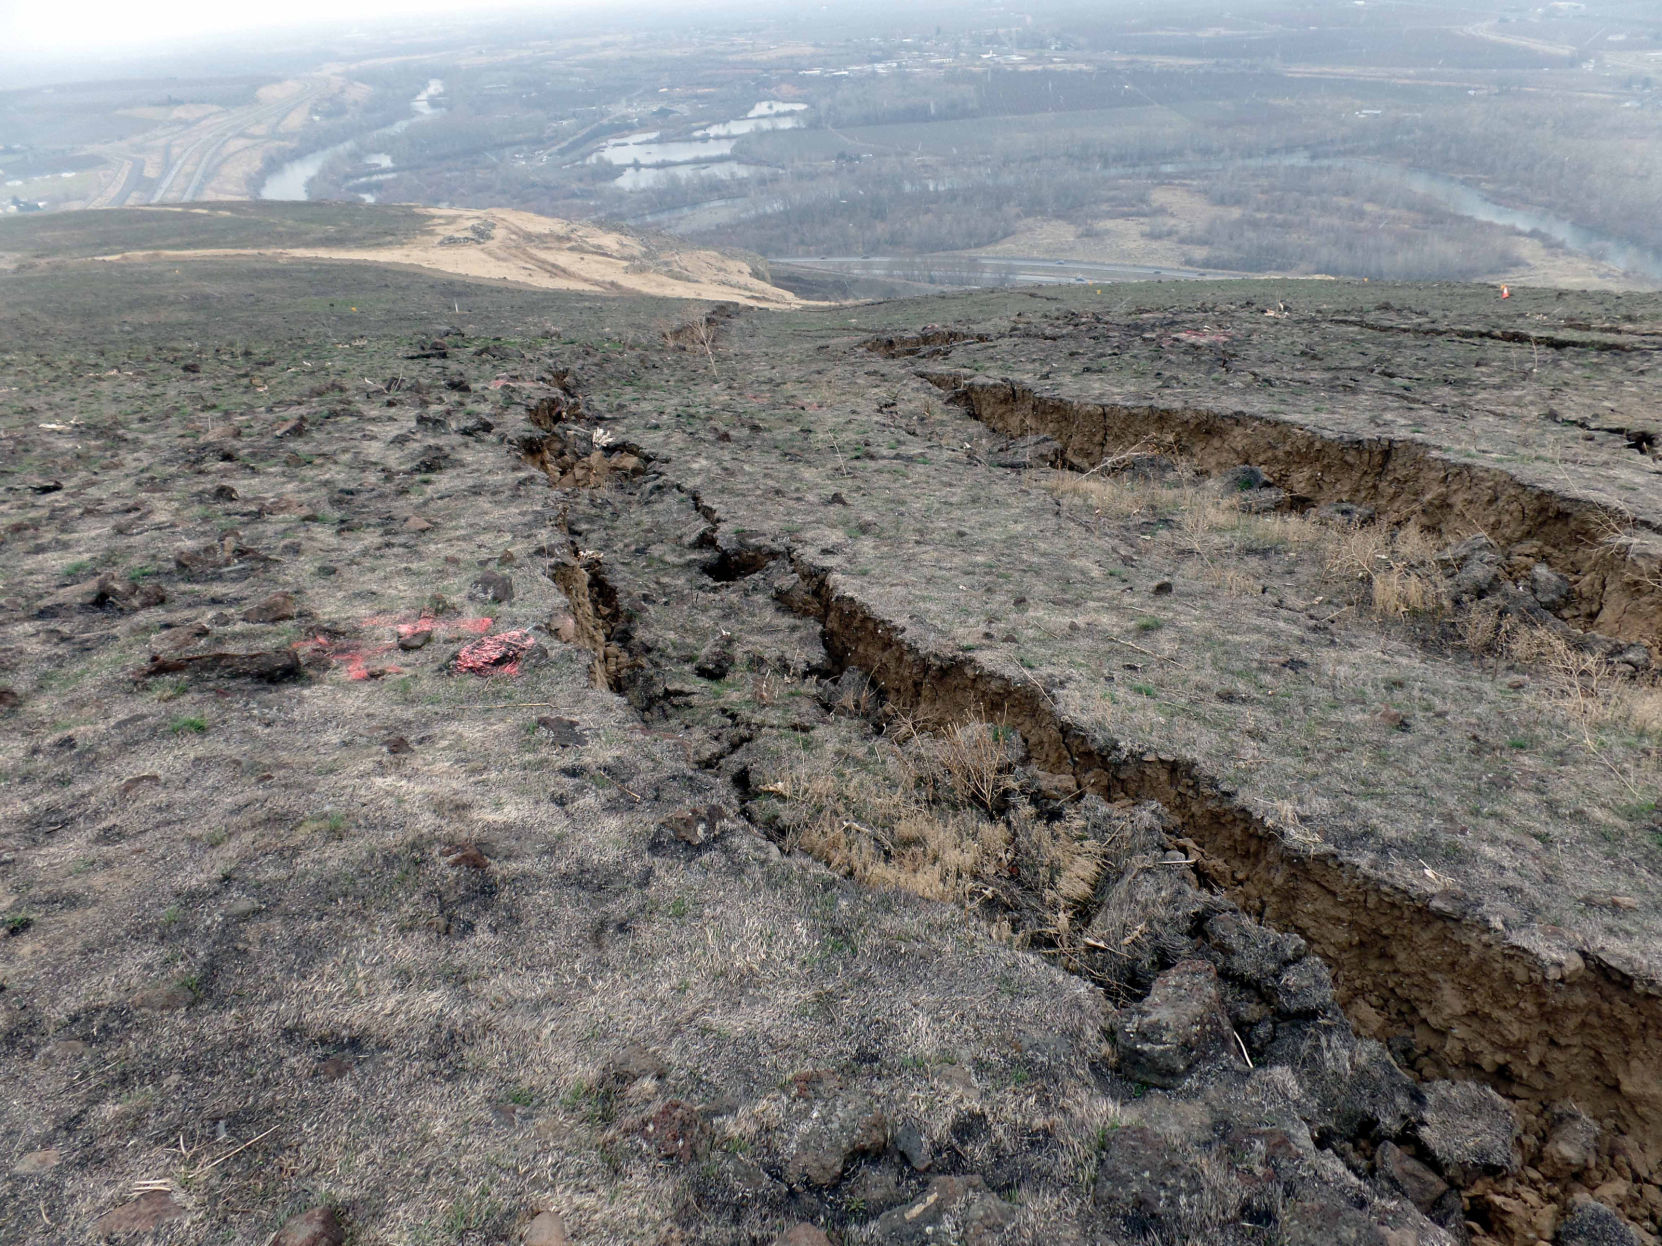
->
[753, 714, 1108, 926]
[1324, 523, 1448, 619]
[654, 308, 721, 376]
[1457, 602, 1506, 656]
[1508, 626, 1619, 724]
[1499, 625, 1662, 811]
[1508, 624, 1662, 740]
[1048, 471, 1163, 523]
[892, 713, 1022, 813]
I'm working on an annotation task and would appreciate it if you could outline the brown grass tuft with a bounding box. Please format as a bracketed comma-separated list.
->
[1323, 522, 1448, 619]
[1508, 624, 1662, 741]
[1047, 471, 1164, 522]
[1051, 466, 1450, 621]
[754, 715, 1109, 927]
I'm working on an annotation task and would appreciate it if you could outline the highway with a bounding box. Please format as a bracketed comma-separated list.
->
[84, 158, 140, 210]
[142, 83, 325, 206]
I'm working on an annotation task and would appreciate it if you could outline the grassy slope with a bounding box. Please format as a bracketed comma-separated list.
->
[2, 227, 1660, 1242]
[0, 202, 432, 260]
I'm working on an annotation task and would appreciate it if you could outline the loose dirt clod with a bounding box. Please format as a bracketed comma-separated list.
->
[139, 649, 303, 682]
[268, 1205, 346, 1246]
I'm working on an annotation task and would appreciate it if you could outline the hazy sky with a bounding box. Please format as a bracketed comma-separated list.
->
[2, 0, 652, 54]
[3, 0, 977, 61]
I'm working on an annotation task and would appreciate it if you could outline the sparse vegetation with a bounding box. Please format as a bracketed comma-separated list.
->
[2, 203, 1660, 1246]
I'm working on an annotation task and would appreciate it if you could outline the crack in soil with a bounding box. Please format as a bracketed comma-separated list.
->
[544, 483, 1503, 1237]
[917, 368, 1662, 652]
[777, 557, 1662, 1147]
[525, 379, 1662, 1239]
[1325, 317, 1662, 355]
[861, 328, 994, 359]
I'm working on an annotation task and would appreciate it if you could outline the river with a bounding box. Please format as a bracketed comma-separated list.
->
[588, 100, 806, 189]
[259, 79, 445, 203]
[1351, 161, 1662, 282]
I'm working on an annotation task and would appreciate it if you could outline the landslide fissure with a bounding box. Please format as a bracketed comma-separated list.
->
[543, 479, 1507, 1239]
[782, 559, 1662, 1127]
[525, 379, 1660, 1240]
[921, 370, 1662, 652]
[545, 480, 1660, 1243]
[1325, 317, 1662, 355]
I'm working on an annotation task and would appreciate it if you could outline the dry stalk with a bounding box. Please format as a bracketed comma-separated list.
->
[1506, 624, 1662, 801]
[1076, 437, 1160, 480]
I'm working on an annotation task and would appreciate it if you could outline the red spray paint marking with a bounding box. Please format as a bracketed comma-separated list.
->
[293, 636, 406, 681]
[453, 629, 537, 678]
[295, 615, 495, 680]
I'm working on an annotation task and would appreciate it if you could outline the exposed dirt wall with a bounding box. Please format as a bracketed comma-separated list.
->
[789, 559, 1662, 1188]
[927, 372, 1662, 650]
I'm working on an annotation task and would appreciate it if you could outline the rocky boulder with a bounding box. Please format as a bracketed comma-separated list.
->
[37, 572, 164, 616]
[872, 1175, 1013, 1245]
[784, 1088, 889, 1187]
[1271, 957, 1336, 1017]
[1540, 1107, 1601, 1178]
[1204, 912, 1307, 988]
[1112, 960, 1230, 1088]
[1557, 1200, 1643, 1246]
[1093, 1125, 1208, 1219]
[1529, 562, 1572, 610]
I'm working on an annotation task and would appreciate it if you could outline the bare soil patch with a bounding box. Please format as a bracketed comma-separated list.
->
[81, 206, 803, 308]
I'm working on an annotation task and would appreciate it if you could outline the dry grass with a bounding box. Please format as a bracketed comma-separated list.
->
[1051, 464, 1451, 621]
[753, 715, 1109, 935]
[1177, 491, 1251, 550]
[891, 713, 1021, 812]
[1490, 623, 1662, 810]
[755, 735, 1012, 907]
[1508, 624, 1662, 740]
[1043, 457, 1659, 829]
[1055, 1089, 1130, 1189]
[1628, 687, 1662, 736]
[1321, 521, 1449, 618]
[1049, 470, 1168, 523]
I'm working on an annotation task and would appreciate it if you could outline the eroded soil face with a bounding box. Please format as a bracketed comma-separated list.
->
[1, 258, 1659, 1246]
